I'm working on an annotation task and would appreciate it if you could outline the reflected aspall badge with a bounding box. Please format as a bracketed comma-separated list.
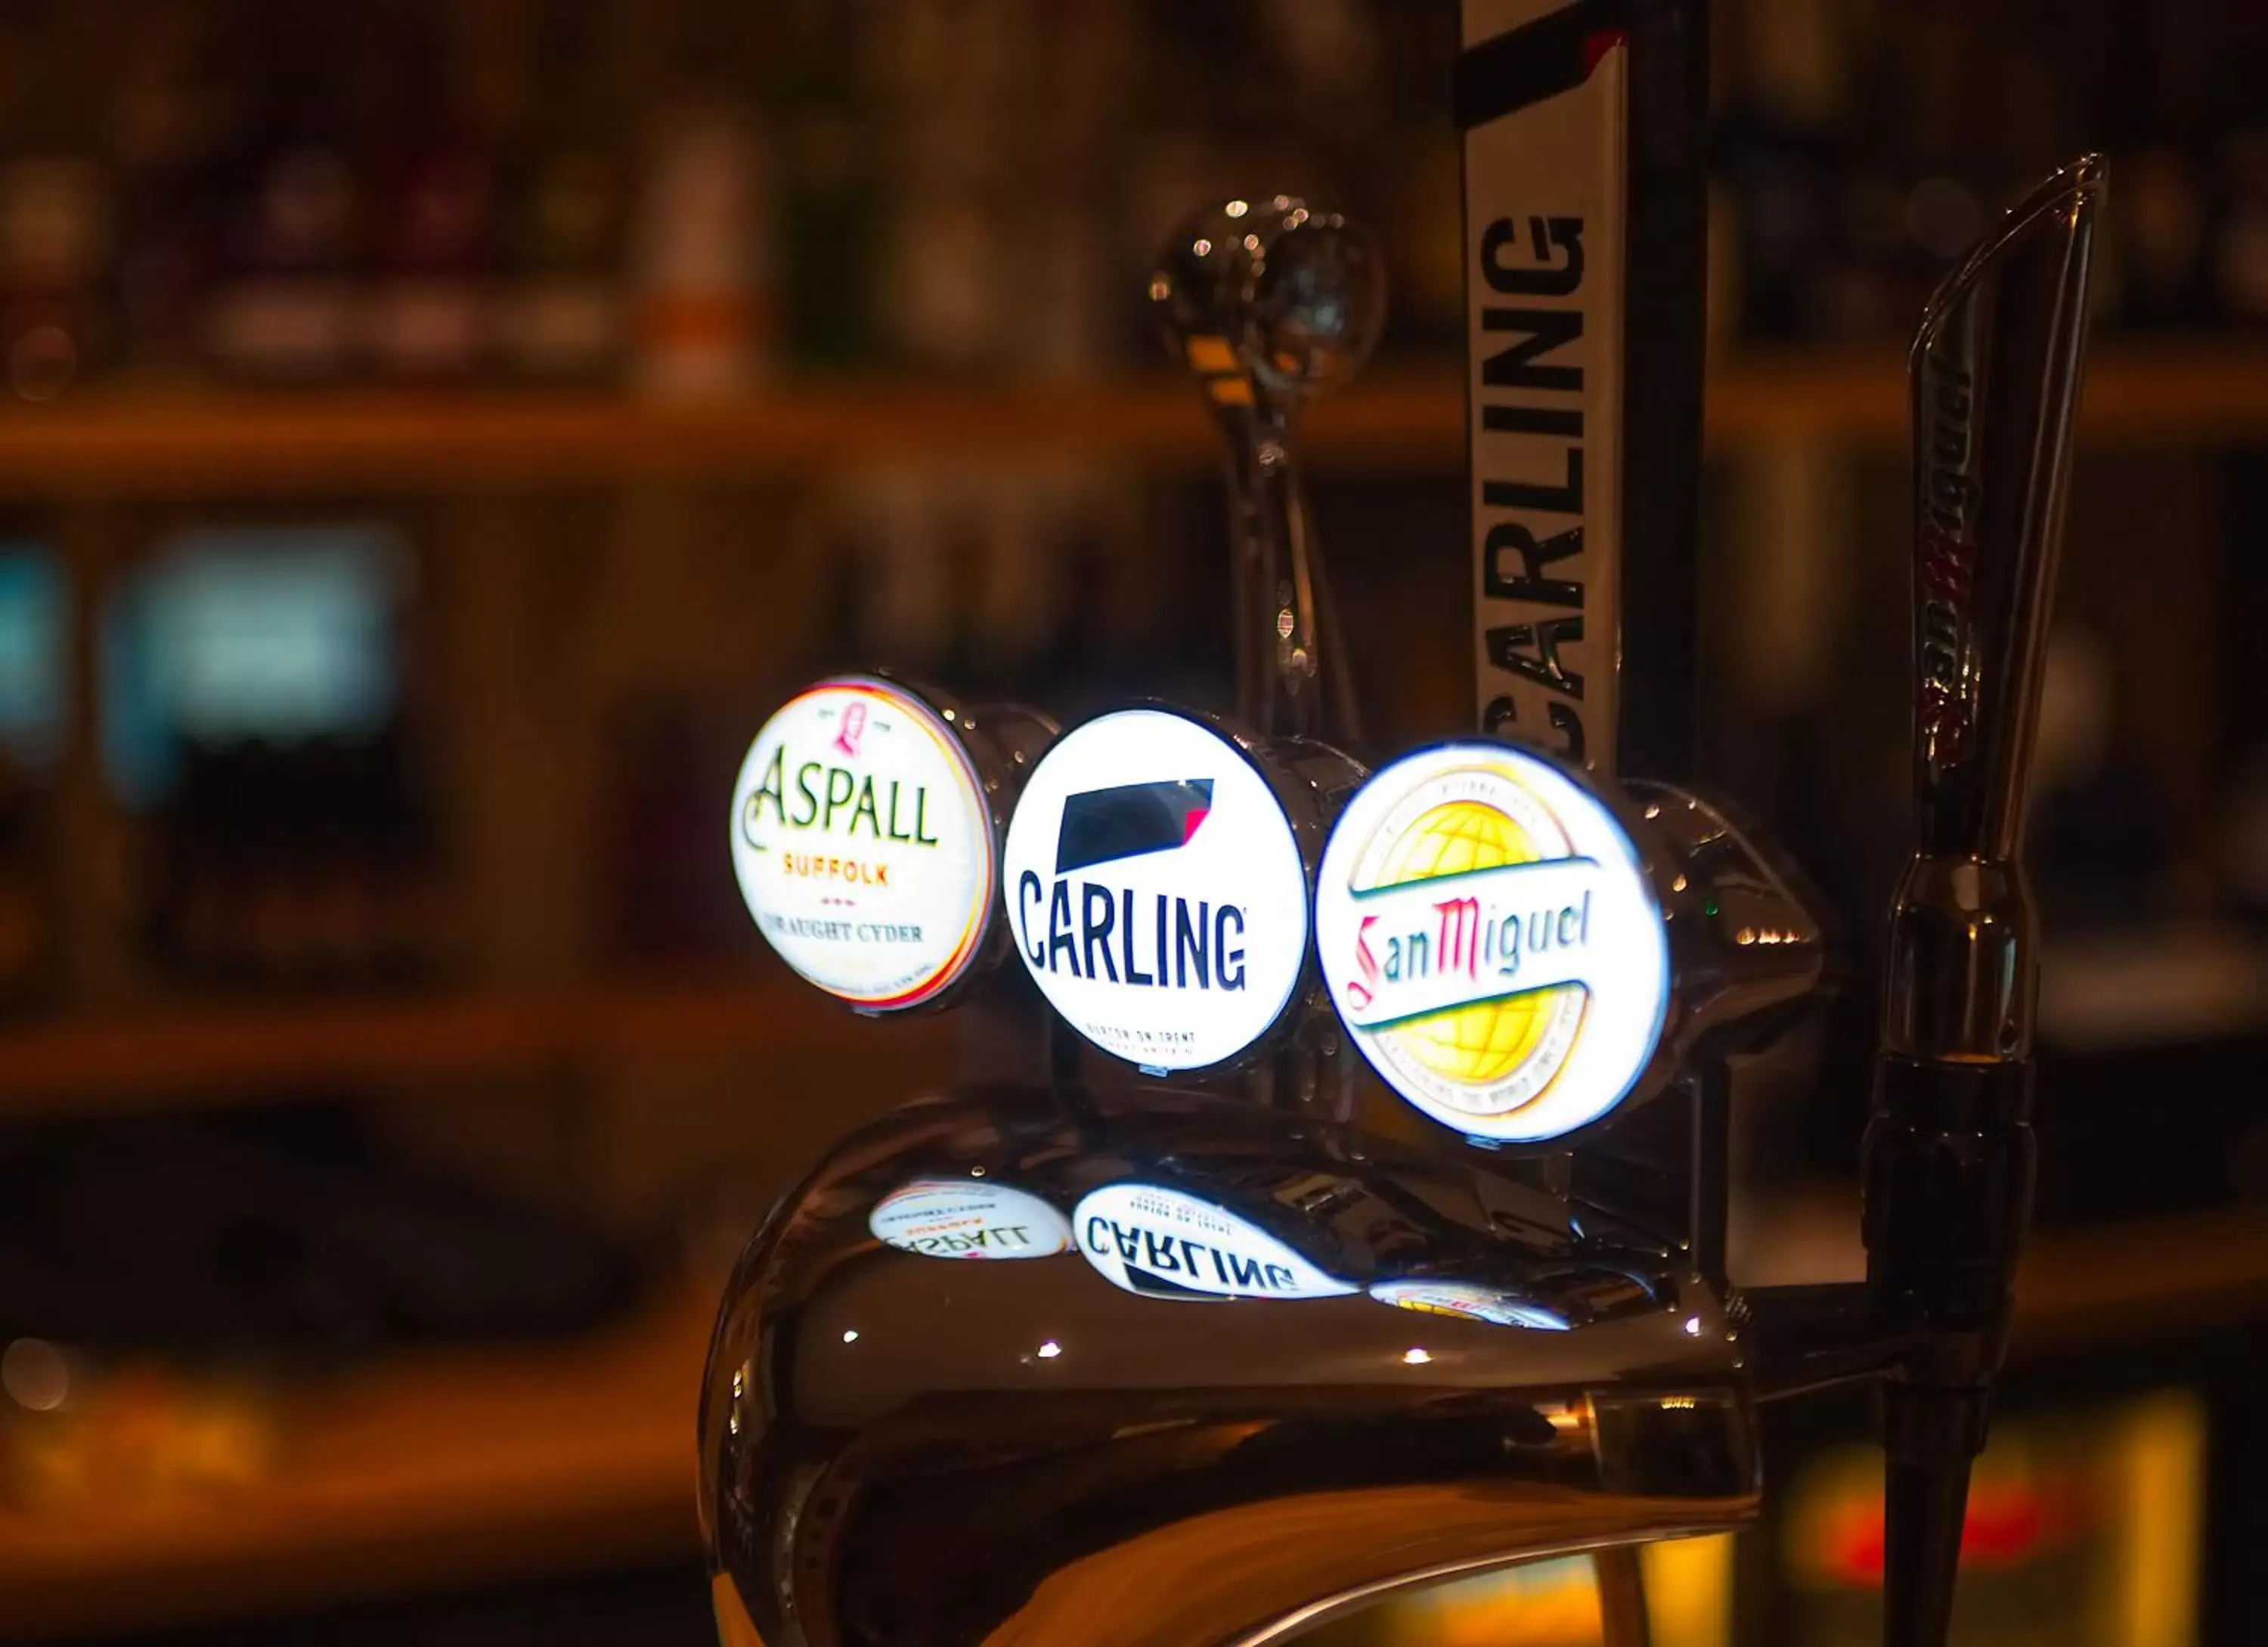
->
[730, 677, 992, 1010]
[1002, 709, 1309, 1070]
[869, 1179, 1070, 1260]
[1074, 1183, 1356, 1301]
[1315, 742, 1669, 1143]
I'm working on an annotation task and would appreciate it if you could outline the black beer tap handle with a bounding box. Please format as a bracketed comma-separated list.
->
[1861, 154, 2102, 1647]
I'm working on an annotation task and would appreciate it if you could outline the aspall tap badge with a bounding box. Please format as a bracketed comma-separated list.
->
[869, 1178, 1071, 1261]
[730, 677, 993, 1010]
[1074, 1183, 1357, 1302]
[1315, 741, 1670, 1143]
[1002, 708, 1309, 1071]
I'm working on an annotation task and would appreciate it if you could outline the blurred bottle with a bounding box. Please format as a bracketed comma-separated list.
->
[1359, 0, 1463, 352]
[1382, 135, 1467, 353]
[361, 2, 499, 383]
[103, 0, 241, 384]
[630, 99, 771, 399]
[204, 3, 358, 383]
[2105, 0, 2217, 330]
[2211, 131, 2268, 327]
[0, 160, 113, 405]
[0, 8, 116, 402]
[1260, 0, 1380, 138]
[873, 0, 1012, 376]
[2112, 145, 2208, 331]
[2207, 9, 2268, 321]
[1012, 2, 1125, 383]
[1712, 0, 1848, 343]
[600, 696, 746, 963]
[498, 5, 625, 385]
[775, 0, 879, 371]
[161, 725, 442, 991]
[2220, 746, 2268, 929]
[2028, 626, 2169, 936]
[109, 522, 440, 991]
[0, 771, 55, 1010]
[0, 542, 64, 1012]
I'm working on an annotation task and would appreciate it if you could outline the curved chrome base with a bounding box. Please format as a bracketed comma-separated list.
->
[701, 1085, 1758, 1647]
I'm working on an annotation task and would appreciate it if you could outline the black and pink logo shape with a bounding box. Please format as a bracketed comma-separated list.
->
[1054, 779, 1214, 873]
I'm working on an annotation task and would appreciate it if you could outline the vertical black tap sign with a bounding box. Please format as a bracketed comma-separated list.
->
[1458, 0, 1718, 1295]
[1461, 0, 1707, 783]
[1456, 12, 1721, 1637]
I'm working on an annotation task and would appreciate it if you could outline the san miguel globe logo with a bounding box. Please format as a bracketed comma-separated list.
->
[1315, 742, 1670, 1143]
[1002, 708, 1309, 1072]
[730, 677, 993, 1010]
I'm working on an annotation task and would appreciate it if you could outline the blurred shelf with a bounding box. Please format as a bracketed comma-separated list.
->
[2037, 926, 2268, 1051]
[0, 973, 951, 1117]
[2, 343, 2266, 498]
[0, 1281, 714, 1638]
[1743, 1191, 2268, 1357]
[5, 1203, 2268, 1636]
[0, 377, 1438, 498]
[2016, 1202, 2268, 1357]
[1709, 339, 2268, 449]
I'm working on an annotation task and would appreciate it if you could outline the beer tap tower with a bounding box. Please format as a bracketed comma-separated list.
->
[702, 8, 2102, 1645]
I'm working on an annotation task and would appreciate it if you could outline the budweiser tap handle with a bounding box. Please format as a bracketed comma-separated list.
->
[1863, 154, 2103, 1647]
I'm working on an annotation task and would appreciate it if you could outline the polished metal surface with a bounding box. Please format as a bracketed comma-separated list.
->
[1222, 718, 1371, 1113]
[872, 678, 1061, 1013]
[1151, 199, 1384, 746]
[1886, 154, 2102, 1064]
[1628, 780, 1829, 1096]
[702, 1085, 1757, 1647]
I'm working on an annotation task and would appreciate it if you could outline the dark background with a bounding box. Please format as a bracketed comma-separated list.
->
[0, 1, 2263, 1643]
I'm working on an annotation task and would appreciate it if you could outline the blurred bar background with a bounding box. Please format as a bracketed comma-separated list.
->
[0, 1, 2263, 1642]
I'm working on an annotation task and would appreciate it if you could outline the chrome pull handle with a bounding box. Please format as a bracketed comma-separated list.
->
[1151, 197, 1384, 746]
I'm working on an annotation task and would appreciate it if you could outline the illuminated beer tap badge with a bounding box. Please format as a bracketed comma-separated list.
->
[1002, 708, 1309, 1071]
[1316, 742, 1670, 1143]
[730, 677, 993, 1010]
